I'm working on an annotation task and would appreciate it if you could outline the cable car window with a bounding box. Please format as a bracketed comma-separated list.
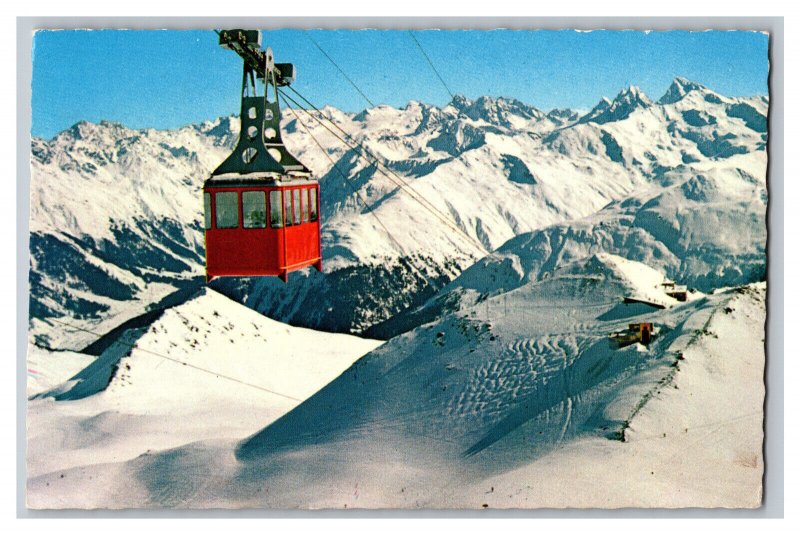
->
[293, 189, 302, 225]
[309, 188, 318, 222]
[301, 189, 309, 222]
[284, 189, 293, 226]
[215, 191, 239, 229]
[269, 190, 283, 228]
[203, 193, 212, 229]
[243, 191, 267, 229]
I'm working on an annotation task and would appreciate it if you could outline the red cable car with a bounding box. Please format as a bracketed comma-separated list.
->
[204, 30, 322, 282]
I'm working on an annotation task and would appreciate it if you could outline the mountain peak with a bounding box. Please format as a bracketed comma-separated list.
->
[450, 94, 473, 110]
[547, 107, 576, 118]
[659, 77, 708, 104]
[448, 94, 543, 125]
[98, 119, 123, 129]
[615, 85, 652, 106]
[60, 120, 101, 142]
[578, 87, 651, 125]
[197, 115, 239, 140]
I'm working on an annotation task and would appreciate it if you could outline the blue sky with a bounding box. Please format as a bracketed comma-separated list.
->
[31, 29, 769, 139]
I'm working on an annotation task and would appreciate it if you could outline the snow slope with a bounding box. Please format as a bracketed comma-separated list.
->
[478, 155, 768, 292]
[26, 345, 95, 398]
[26, 288, 382, 484]
[26, 257, 764, 508]
[456, 284, 765, 508]
[369, 152, 765, 340]
[28, 78, 768, 344]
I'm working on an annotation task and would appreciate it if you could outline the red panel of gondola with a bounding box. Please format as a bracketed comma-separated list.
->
[204, 182, 321, 282]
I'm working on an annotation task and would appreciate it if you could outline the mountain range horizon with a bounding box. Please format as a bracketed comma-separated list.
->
[34, 76, 768, 142]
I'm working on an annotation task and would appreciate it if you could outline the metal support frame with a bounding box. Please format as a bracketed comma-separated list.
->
[212, 29, 310, 177]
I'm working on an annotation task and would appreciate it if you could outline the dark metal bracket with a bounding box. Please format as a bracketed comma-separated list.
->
[212, 29, 310, 177]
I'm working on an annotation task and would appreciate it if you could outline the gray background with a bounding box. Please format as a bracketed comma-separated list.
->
[16, 16, 784, 518]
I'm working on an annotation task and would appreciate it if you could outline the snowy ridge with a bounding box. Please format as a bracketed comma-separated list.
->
[659, 76, 709, 105]
[29, 117, 238, 347]
[579, 85, 652, 125]
[40, 288, 382, 409]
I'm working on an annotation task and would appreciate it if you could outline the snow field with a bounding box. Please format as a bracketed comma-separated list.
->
[26, 289, 382, 487]
[29, 255, 764, 508]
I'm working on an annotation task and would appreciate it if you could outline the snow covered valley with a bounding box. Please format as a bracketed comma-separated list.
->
[26, 263, 765, 508]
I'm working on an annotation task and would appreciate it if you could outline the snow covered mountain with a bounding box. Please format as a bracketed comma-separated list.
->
[579, 85, 652, 124]
[26, 75, 768, 507]
[368, 153, 766, 339]
[27, 288, 382, 482]
[28, 77, 768, 347]
[29, 118, 237, 348]
[27, 256, 766, 508]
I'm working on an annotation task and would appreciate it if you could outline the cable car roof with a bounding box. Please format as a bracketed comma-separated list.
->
[204, 172, 315, 188]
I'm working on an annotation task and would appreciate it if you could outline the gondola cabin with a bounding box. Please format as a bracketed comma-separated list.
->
[203, 178, 321, 282]
[204, 29, 322, 282]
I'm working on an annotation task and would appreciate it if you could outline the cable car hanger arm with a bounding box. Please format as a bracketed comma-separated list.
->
[210, 29, 309, 177]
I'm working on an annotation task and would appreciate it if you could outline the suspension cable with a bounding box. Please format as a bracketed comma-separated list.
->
[407, 30, 455, 100]
[305, 31, 376, 107]
[283, 35, 494, 256]
[283, 85, 451, 218]
[284, 34, 523, 268]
